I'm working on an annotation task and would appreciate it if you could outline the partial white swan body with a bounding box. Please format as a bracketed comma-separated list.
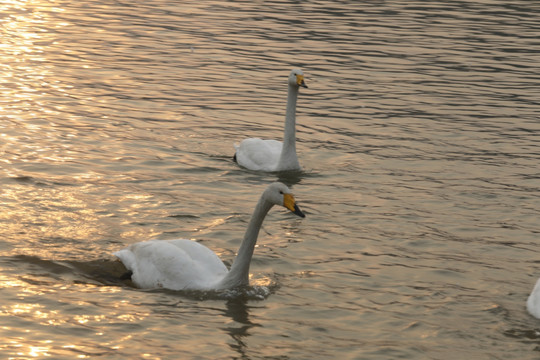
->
[527, 278, 540, 318]
[114, 182, 305, 291]
[114, 239, 228, 290]
[234, 69, 307, 172]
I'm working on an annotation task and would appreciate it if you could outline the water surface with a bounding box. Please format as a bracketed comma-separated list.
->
[1, 0, 539, 359]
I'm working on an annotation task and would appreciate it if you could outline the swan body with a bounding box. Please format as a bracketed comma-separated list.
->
[114, 182, 305, 291]
[114, 239, 228, 290]
[527, 278, 540, 318]
[234, 69, 307, 172]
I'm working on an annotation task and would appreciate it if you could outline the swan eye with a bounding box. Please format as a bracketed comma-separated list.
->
[279, 191, 283, 194]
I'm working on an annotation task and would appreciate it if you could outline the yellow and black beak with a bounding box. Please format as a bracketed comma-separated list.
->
[296, 74, 308, 88]
[283, 193, 306, 218]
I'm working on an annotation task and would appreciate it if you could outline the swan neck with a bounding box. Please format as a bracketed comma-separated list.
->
[218, 196, 272, 288]
[278, 84, 300, 170]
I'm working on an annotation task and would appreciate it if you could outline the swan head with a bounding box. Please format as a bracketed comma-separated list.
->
[289, 69, 308, 89]
[264, 182, 305, 218]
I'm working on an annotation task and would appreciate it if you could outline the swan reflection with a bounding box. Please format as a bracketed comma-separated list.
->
[222, 298, 260, 358]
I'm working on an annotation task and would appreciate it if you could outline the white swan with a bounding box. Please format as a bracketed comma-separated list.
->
[113, 182, 305, 291]
[234, 69, 308, 172]
[527, 278, 540, 318]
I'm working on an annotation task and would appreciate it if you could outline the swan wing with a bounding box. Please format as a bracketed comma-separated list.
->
[234, 138, 282, 171]
[166, 239, 227, 274]
[114, 239, 227, 290]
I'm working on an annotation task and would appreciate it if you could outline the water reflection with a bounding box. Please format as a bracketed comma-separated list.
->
[0, 0, 65, 117]
[0, 0, 78, 187]
[222, 298, 259, 358]
[275, 170, 305, 188]
[0, 0, 537, 357]
[0, 260, 135, 358]
[0, 273, 60, 357]
[0, 340, 54, 358]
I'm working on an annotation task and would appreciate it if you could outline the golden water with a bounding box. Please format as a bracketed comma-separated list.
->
[1, 1, 539, 358]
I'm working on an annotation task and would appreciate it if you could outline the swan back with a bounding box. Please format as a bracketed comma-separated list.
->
[234, 138, 282, 172]
[114, 239, 228, 290]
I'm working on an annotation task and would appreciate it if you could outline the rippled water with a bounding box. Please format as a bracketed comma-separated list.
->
[1, 0, 539, 358]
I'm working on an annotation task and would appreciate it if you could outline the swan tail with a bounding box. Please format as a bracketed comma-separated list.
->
[120, 270, 133, 280]
[233, 142, 240, 162]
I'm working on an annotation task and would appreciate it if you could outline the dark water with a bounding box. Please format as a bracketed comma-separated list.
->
[1, 0, 539, 358]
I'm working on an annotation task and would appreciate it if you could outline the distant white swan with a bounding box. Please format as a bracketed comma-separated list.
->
[113, 182, 305, 291]
[527, 278, 540, 318]
[234, 69, 308, 172]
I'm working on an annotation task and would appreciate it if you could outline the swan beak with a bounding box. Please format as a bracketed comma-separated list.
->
[283, 193, 306, 218]
[296, 75, 308, 88]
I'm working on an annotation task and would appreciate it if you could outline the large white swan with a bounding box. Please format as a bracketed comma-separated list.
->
[234, 69, 308, 172]
[113, 182, 305, 291]
[527, 278, 540, 318]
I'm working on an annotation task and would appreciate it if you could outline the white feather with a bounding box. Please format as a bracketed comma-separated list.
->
[527, 278, 540, 319]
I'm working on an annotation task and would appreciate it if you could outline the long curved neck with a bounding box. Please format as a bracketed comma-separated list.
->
[217, 196, 272, 289]
[277, 84, 300, 170]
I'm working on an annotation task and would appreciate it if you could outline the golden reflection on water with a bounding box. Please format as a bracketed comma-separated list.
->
[0, 183, 102, 256]
[0, 0, 64, 108]
[0, 0, 72, 175]
[0, 0, 156, 257]
[0, 271, 140, 358]
[0, 276, 56, 358]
